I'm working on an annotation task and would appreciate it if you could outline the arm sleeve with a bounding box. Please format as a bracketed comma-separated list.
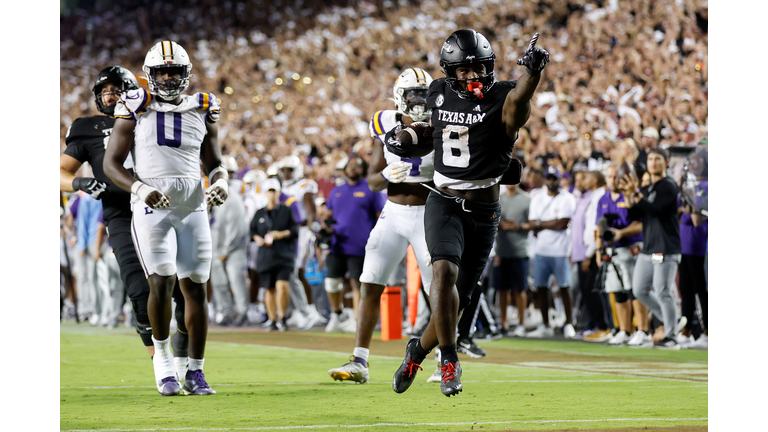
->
[197, 92, 221, 123]
[63, 120, 90, 162]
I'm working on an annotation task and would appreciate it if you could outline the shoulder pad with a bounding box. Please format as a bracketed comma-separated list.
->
[115, 88, 152, 120]
[195, 92, 221, 123]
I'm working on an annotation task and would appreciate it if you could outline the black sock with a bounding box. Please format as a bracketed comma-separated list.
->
[335, 309, 343, 315]
[440, 344, 459, 365]
[171, 331, 189, 358]
[410, 339, 430, 363]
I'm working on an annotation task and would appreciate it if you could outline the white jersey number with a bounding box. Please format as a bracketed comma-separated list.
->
[441, 125, 470, 168]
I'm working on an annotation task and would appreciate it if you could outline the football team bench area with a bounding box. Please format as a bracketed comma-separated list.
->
[60, 322, 707, 432]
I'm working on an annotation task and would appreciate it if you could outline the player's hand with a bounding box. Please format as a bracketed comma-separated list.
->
[516, 33, 550, 73]
[206, 179, 229, 206]
[132, 181, 170, 209]
[73, 177, 109, 200]
[381, 161, 409, 183]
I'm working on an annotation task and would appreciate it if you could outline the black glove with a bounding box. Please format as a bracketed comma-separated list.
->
[73, 177, 109, 199]
[383, 125, 412, 158]
[516, 33, 550, 74]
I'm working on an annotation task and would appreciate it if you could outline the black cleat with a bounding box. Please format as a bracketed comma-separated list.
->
[440, 361, 462, 397]
[457, 338, 486, 358]
[392, 338, 424, 394]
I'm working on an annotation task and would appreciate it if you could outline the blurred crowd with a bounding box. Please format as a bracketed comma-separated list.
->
[60, 0, 708, 350]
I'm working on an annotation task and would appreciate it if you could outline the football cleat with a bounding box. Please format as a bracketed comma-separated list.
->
[183, 370, 216, 395]
[328, 356, 369, 384]
[157, 376, 181, 396]
[392, 338, 424, 394]
[440, 361, 463, 397]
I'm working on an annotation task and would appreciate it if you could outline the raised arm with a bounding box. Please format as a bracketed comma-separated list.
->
[502, 33, 549, 140]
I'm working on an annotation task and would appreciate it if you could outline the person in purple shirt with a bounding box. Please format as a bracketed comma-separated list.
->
[322, 156, 387, 332]
[677, 181, 708, 349]
[596, 163, 648, 347]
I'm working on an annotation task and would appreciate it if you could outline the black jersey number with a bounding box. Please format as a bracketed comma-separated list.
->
[441, 125, 470, 168]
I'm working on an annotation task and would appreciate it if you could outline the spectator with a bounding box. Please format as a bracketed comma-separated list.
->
[94, 210, 124, 329]
[496, 184, 532, 337]
[619, 148, 685, 350]
[581, 171, 612, 342]
[76, 193, 105, 325]
[525, 167, 576, 338]
[250, 178, 299, 331]
[322, 156, 386, 333]
[596, 163, 647, 346]
[210, 156, 251, 327]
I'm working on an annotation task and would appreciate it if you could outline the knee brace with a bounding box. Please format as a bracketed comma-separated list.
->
[325, 277, 343, 293]
[614, 291, 630, 303]
[131, 298, 153, 347]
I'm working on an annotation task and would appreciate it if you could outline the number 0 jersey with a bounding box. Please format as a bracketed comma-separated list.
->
[114, 88, 220, 180]
[369, 109, 434, 184]
[426, 78, 517, 189]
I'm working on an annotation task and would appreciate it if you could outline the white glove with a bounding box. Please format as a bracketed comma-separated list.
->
[131, 181, 170, 209]
[206, 178, 229, 206]
[380, 161, 409, 183]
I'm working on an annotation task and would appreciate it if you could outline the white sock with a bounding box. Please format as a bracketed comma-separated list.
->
[352, 347, 369, 362]
[554, 297, 564, 313]
[151, 336, 174, 383]
[189, 358, 205, 372]
[174, 357, 189, 381]
[152, 336, 171, 354]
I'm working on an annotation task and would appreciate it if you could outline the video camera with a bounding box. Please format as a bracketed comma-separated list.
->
[597, 213, 620, 243]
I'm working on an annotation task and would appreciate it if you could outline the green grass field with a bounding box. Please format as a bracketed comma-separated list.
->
[60, 322, 707, 431]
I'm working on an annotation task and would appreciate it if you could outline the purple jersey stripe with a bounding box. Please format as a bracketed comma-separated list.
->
[199, 92, 204, 109]
[136, 90, 149, 114]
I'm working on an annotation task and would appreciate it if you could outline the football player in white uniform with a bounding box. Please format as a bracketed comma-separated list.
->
[328, 68, 435, 384]
[279, 155, 325, 329]
[104, 41, 225, 397]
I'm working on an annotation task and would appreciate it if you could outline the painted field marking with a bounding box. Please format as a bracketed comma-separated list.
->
[517, 361, 708, 383]
[60, 417, 708, 432]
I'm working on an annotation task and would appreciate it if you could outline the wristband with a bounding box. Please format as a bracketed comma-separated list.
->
[131, 181, 146, 195]
[208, 166, 229, 182]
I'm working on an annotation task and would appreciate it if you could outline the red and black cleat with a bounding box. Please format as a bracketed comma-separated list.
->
[392, 338, 424, 394]
[440, 361, 463, 397]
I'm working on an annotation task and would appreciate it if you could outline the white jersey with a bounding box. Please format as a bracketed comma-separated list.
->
[115, 88, 220, 180]
[282, 179, 318, 222]
[369, 109, 434, 184]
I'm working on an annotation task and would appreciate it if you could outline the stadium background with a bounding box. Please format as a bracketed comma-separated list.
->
[40, 0, 757, 430]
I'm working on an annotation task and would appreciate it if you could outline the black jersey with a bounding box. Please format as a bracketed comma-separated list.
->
[64, 115, 132, 221]
[426, 78, 517, 186]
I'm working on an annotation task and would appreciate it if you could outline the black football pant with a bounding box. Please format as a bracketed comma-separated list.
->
[679, 254, 707, 335]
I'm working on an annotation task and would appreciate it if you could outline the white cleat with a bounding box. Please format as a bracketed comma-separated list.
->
[607, 330, 630, 346]
[563, 323, 576, 339]
[526, 324, 554, 338]
[328, 357, 369, 383]
[325, 313, 341, 332]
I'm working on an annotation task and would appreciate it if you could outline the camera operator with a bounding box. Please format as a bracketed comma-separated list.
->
[619, 148, 684, 350]
[596, 163, 647, 346]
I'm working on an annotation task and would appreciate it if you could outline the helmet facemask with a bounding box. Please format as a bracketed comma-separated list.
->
[397, 88, 430, 121]
[441, 57, 496, 100]
[144, 64, 191, 100]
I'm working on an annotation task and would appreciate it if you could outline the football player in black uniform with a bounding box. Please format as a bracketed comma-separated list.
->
[390, 29, 549, 396]
[60, 66, 190, 379]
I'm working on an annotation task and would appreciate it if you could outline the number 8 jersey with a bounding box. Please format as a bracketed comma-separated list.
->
[426, 78, 517, 190]
[114, 88, 220, 180]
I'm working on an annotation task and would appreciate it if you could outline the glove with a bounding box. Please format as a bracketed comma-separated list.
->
[206, 178, 229, 206]
[516, 33, 550, 74]
[131, 181, 170, 209]
[381, 161, 409, 183]
[73, 177, 108, 200]
[383, 125, 412, 158]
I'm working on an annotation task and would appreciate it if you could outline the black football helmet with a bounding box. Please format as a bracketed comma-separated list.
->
[92, 65, 139, 116]
[439, 29, 496, 99]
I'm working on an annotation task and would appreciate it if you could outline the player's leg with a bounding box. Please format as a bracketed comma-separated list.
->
[107, 216, 157, 355]
[174, 210, 216, 395]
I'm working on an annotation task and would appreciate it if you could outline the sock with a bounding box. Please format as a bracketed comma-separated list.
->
[174, 357, 189, 380]
[554, 296, 564, 313]
[411, 339, 430, 363]
[188, 358, 205, 372]
[440, 344, 459, 365]
[171, 331, 189, 358]
[352, 347, 369, 366]
[152, 335, 171, 354]
[151, 336, 174, 383]
[335, 309, 343, 315]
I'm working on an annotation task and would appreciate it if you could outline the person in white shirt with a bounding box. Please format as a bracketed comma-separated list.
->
[524, 167, 576, 338]
[104, 41, 224, 397]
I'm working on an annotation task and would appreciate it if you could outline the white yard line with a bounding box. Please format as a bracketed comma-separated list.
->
[60, 417, 708, 432]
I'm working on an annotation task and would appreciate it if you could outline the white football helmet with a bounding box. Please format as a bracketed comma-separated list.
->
[392, 68, 433, 121]
[242, 169, 267, 185]
[279, 155, 304, 186]
[266, 163, 280, 177]
[143, 41, 193, 100]
[221, 155, 239, 173]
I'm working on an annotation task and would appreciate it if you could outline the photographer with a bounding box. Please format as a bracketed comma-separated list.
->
[596, 163, 647, 347]
[619, 148, 684, 350]
[250, 179, 299, 331]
